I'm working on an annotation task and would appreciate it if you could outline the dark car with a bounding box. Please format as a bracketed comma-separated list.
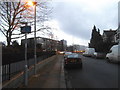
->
[64, 53, 82, 69]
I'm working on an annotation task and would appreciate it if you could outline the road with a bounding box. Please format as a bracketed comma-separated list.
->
[64, 54, 119, 88]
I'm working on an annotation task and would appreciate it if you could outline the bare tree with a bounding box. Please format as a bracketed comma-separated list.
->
[0, 1, 52, 46]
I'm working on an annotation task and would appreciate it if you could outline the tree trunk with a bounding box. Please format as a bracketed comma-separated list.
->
[7, 37, 11, 46]
[6, 32, 12, 46]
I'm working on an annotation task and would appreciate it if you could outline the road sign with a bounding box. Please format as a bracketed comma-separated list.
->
[21, 26, 31, 34]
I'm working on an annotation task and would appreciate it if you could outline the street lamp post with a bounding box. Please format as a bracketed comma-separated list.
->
[34, 2, 37, 75]
[20, 1, 36, 86]
[26, 0, 37, 75]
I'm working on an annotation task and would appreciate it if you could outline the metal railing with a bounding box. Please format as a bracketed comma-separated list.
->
[2, 53, 55, 82]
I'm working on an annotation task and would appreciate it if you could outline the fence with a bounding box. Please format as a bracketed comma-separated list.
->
[2, 51, 55, 82]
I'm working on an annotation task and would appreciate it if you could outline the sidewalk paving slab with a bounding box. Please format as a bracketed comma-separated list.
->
[20, 55, 66, 88]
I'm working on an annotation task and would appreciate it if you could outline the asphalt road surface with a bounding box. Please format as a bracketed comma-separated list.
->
[65, 54, 119, 88]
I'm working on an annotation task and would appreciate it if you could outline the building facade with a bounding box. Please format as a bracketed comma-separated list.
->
[102, 29, 117, 44]
[21, 37, 67, 51]
[67, 44, 87, 52]
[60, 39, 67, 51]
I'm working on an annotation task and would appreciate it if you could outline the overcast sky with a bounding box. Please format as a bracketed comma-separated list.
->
[0, 0, 119, 46]
[47, 0, 119, 46]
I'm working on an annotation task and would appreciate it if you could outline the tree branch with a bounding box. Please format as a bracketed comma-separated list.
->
[0, 28, 7, 37]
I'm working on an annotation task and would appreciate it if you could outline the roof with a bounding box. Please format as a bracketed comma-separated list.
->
[21, 37, 60, 42]
[103, 30, 117, 37]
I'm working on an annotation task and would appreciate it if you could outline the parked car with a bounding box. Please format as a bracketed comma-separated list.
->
[106, 45, 120, 63]
[83, 48, 95, 57]
[93, 52, 106, 59]
[64, 53, 82, 68]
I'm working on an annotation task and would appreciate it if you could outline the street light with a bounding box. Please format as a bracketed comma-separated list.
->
[33, 1, 37, 75]
[26, 1, 34, 6]
[26, 0, 37, 75]
[21, 1, 37, 86]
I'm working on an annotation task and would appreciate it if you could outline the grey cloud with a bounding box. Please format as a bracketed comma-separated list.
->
[51, 1, 118, 41]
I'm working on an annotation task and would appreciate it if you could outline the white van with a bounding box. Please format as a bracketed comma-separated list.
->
[83, 48, 95, 57]
[106, 45, 120, 63]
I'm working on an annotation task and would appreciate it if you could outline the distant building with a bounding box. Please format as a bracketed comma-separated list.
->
[67, 45, 74, 52]
[67, 44, 87, 52]
[60, 39, 67, 51]
[73, 45, 80, 51]
[21, 37, 67, 51]
[102, 29, 117, 44]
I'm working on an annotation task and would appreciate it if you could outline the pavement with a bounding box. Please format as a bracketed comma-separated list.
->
[20, 55, 66, 88]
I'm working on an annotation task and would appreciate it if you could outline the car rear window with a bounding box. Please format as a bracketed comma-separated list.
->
[67, 54, 79, 58]
[65, 52, 72, 55]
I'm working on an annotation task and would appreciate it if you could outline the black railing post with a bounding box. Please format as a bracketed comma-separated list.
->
[8, 61, 11, 80]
